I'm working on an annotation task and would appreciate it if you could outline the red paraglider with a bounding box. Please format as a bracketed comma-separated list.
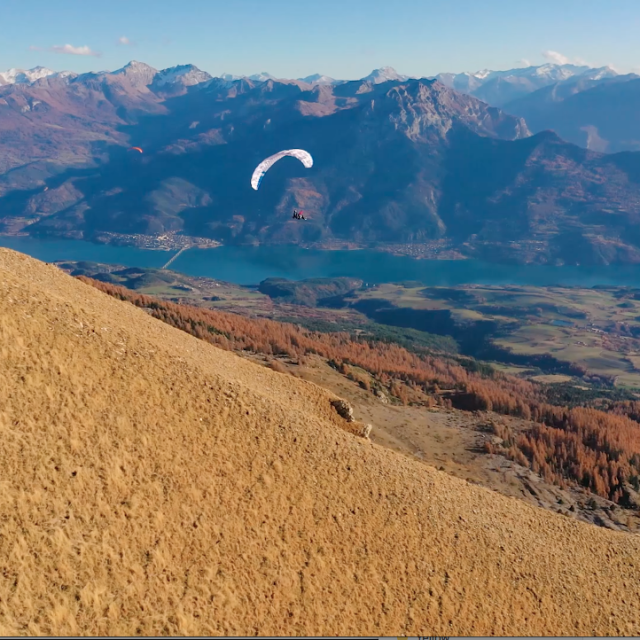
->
[129, 146, 143, 154]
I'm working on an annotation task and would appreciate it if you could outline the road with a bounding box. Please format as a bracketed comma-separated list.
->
[162, 246, 190, 270]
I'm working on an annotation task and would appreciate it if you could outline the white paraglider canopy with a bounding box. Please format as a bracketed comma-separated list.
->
[251, 149, 313, 190]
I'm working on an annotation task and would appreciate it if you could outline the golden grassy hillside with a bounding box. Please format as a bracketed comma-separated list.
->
[1, 247, 639, 636]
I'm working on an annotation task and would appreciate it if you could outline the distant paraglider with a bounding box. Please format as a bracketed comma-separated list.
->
[129, 146, 143, 154]
[251, 149, 313, 190]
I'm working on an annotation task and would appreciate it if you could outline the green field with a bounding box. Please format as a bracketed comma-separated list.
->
[352, 283, 640, 389]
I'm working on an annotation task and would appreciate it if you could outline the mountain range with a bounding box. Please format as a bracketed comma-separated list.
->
[2, 60, 640, 264]
[0, 60, 622, 96]
[435, 63, 620, 106]
[503, 74, 640, 153]
[3, 60, 637, 148]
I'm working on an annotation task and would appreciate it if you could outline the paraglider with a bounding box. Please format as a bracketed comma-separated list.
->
[129, 146, 143, 154]
[251, 149, 313, 190]
[292, 209, 307, 220]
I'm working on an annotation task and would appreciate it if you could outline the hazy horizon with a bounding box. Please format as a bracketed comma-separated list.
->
[2, 0, 639, 79]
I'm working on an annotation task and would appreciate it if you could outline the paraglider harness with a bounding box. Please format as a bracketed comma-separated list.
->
[292, 209, 307, 220]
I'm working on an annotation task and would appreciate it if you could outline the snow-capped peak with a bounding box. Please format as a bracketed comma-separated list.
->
[299, 73, 338, 85]
[113, 60, 157, 76]
[110, 60, 158, 86]
[472, 69, 493, 79]
[154, 64, 212, 87]
[529, 63, 589, 79]
[249, 71, 276, 82]
[220, 72, 243, 82]
[52, 70, 76, 79]
[0, 66, 57, 85]
[361, 67, 409, 83]
[578, 65, 618, 81]
[435, 62, 617, 89]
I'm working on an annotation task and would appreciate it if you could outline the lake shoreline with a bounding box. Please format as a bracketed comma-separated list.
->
[1, 231, 471, 261]
[6, 231, 637, 267]
[4, 234, 640, 288]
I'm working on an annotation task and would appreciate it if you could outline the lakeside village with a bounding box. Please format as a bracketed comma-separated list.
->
[94, 231, 221, 251]
[96, 232, 465, 260]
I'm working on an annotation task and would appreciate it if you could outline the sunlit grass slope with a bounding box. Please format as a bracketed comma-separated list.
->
[0, 248, 639, 636]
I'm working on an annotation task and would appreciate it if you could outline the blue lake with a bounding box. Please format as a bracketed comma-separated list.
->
[3, 235, 640, 288]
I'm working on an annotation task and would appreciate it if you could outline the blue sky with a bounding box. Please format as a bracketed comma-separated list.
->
[2, 0, 640, 78]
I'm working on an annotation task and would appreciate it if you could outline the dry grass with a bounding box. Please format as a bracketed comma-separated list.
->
[1, 247, 640, 636]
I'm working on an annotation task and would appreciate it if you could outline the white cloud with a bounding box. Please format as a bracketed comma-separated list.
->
[118, 36, 135, 46]
[50, 44, 101, 57]
[542, 50, 571, 65]
[541, 50, 591, 67]
[517, 58, 531, 68]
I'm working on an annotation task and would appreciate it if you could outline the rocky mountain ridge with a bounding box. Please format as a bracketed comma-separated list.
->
[2, 60, 640, 264]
